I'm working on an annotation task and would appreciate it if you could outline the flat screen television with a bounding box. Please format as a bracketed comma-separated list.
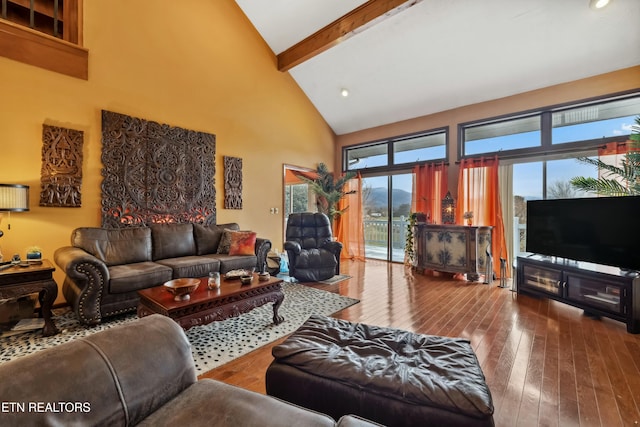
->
[525, 195, 640, 271]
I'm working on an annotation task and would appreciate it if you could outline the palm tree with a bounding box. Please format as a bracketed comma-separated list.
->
[570, 115, 640, 196]
[302, 163, 356, 225]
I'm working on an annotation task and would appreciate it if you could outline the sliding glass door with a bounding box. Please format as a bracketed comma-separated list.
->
[362, 173, 413, 262]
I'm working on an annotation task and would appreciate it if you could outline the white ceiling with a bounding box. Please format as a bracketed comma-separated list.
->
[235, 0, 640, 136]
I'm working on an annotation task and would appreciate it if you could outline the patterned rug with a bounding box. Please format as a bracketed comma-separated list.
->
[0, 282, 359, 375]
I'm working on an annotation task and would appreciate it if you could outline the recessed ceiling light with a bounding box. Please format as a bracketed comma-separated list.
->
[589, 0, 611, 9]
[340, 88, 349, 97]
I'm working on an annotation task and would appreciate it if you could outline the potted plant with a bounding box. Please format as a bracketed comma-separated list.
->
[26, 246, 42, 263]
[404, 212, 426, 266]
[570, 115, 640, 196]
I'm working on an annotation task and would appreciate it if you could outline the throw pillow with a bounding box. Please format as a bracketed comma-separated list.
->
[216, 229, 237, 254]
[229, 231, 257, 256]
[193, 224, 224, 255]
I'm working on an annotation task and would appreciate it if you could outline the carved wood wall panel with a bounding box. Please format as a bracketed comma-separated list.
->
[40, 124, 84, 207]
[101, 110, 216, 227]
[224, 156, 243, 209]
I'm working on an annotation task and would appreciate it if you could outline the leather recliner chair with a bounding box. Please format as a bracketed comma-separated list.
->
[284, 213, 342, 282]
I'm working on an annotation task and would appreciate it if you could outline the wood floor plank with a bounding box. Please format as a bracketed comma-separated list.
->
[199, 260, 640, 427]
[557, 304, 581, 427]
[538, 304, 560, 427]
[571, 321, 601, 426]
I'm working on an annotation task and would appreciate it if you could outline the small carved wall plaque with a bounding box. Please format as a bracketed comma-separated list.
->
[224, 156, 243, 209]
[40, 124, 84, 207]
[101, 110, 216, 227]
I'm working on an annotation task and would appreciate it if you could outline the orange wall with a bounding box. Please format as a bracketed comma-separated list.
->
[0, 0, 334, 303]
[335, 66, 640, 190]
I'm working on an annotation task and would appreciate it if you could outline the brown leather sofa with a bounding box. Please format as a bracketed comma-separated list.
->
[0, 314, 381, 427]
[54, 222, 270, 325]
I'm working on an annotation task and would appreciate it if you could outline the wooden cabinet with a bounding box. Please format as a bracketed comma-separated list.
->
[0, 260, 59, 336]
[517, 254, 640, 334]
[414, 224, 492, 281]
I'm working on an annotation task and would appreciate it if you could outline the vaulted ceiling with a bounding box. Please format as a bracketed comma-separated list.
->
[235, 0, 640, 135]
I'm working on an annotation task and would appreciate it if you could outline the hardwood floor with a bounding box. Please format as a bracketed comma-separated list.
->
[200, 259, 640, 427]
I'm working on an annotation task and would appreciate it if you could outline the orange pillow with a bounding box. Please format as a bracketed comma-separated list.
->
[228, 231, 257, 256]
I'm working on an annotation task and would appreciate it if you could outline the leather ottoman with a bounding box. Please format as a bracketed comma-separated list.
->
[266, 315, 494, 427]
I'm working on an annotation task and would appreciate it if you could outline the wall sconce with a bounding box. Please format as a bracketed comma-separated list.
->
[0, 184, 30, 236]
[441, 191, 455, 224]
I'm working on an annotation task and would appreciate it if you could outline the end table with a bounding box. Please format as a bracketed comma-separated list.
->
[0, 259, 59, 336]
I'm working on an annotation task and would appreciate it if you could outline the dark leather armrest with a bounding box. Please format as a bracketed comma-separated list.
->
[54, 246, 109, 325]
[321, 240, 343, 256]
[321, 241, 343, 275]
[284, 241, 301, 254]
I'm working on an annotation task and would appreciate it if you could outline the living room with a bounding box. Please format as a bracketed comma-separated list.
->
[0, 1, 639, 426]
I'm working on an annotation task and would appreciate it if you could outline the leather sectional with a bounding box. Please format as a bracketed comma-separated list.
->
[0, 314, 380, 426]
[54, 222, 270, 325]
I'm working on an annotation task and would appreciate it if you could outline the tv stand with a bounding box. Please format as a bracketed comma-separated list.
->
[516, 255, 639, 334]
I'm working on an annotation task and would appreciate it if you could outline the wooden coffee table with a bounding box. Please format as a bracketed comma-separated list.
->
[137, 273, 284, 330]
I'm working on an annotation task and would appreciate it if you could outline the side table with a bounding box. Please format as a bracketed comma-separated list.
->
[0, 259, 59, 336]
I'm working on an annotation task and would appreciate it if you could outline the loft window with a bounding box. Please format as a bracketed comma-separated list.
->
[0, 0, 87, 79]
[463, 115, 541, 156]
[346, 142, 388, 170]
[460, 93, 639, 159]
[393, 131, 446, 165]
[551, 96, 640, 144]
[344, 128, 447, 172]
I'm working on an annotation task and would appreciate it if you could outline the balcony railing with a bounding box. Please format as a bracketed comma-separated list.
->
[363, 216, 528, 261]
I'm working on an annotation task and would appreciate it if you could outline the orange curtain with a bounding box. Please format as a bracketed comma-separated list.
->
[598, 140, 634, 181]
[412, 162, 448, 224]
[457, 156, 507, 277]
[284, 168, 318, 184]
[336, 173, 365, 261]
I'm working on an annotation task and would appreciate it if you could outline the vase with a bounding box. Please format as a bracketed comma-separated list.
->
[466, 219, 472, 226]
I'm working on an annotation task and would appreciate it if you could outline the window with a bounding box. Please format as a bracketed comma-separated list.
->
[464, 115, 541, 155]
[346, 143, 388, 170]
[0, 0, 87, 79]
[512, 155, 598, 256]
[285, 184, 309, 217]
[552, 96, 640, 144]
[461, 93, 639, 158]
[344, 128, 446, 263]
[344, 128, 447, 172]
[393, 132, 446, 165]
[362, 173, 413, 262]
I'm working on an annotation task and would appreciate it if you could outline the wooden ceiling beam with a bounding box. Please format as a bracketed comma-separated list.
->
[277, 0, 422, 72]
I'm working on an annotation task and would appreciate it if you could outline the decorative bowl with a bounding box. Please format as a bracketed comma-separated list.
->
[225, 269, 250, 280]
[164, 278, 200, 301]
[258, 272, 270, 281]
[240, 275, 253, 285]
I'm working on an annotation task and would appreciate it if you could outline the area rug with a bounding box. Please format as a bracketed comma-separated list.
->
[318, 274, 352, 285]
[0, 282, 359, 375]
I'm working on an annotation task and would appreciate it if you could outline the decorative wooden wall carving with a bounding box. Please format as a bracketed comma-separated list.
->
[40, 124, 84, 207]
[101, 110, 216, 227]
[224, 156, 243, 209]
